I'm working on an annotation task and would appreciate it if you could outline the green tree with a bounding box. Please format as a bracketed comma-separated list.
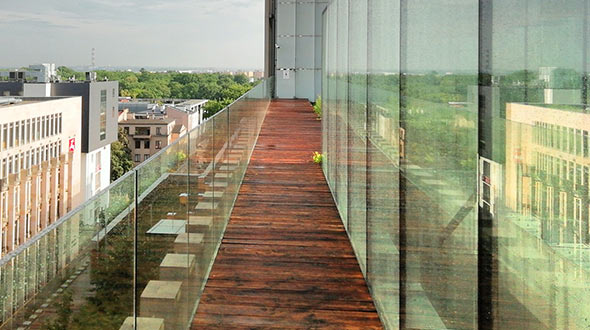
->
[199, 82, 222, 99]
[57, 66, 85, 81]
[233, 74, 249, 84]
[203, 99, 233, 118]
[111, 128, 133, 182]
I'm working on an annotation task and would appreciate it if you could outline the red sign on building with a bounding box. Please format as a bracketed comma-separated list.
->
[69, 138, 76, 152]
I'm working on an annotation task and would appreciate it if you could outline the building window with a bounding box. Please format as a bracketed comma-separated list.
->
[2, 124, 6, 150]
[135, 127, 150, 136]
[41, 116, 45, 138]
[95, 171, 101, 192]
[1, 192, 6, 220]
[124, 127, 129, 135]
[134, 154, 140, 162]
[14, 122, 19, 147]
[144, 140, 150, 149]
[100, 90, 107, 141]
[26, 119, 30, 143]
[156, 127, 161, 135]
[135, 140, 141, 149]
[21, 120, 25, 143]
[155, 140, 161, 149]
[32, 118, 36, 141]
[8, 123, 13, 148]
[144, 154, 150, 161]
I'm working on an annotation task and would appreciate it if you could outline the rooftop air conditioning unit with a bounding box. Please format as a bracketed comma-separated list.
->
[86, 72, 97, 81]
[8, 71, 24, 81]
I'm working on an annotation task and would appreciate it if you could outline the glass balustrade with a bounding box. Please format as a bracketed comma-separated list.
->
[0, 77, 273, 330]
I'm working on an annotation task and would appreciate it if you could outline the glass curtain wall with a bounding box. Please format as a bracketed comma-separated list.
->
[323, 0, 590, 329]
[0, 78, 273, 330]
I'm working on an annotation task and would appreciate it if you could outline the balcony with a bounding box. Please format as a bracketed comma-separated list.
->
[3, 0, 590, 328]
[0, 78, 382, 330]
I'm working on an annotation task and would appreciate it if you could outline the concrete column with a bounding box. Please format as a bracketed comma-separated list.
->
[0, 180, 5, 255]
[40, 161, 50, 229]
[30, 165, 40, 236]
[18, 169, 27, 242]
[49, 158, 59, 223]
[58, 154, 67, 217]
[67, 151, 74, 211]
[6, 174, 16, 252]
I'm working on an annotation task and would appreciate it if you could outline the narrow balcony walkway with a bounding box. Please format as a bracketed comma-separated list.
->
[192, 99, 383, 329]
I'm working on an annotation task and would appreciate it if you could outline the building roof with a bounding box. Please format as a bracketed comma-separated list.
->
[119, 118, 175, 125]
[0, 96, 74, 107]
[0, 97, 29, 107]
[166, 104, 203, 115]
[165, 105, 191, 114]
[172, 124, 185, 134]
[176, 99, 208, 106]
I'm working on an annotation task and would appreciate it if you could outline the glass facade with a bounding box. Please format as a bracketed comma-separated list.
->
[322, 1, 590, 329]
[0, 78, 273, 329]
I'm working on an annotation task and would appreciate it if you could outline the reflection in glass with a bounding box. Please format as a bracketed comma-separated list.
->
[323, 0, 590, 329]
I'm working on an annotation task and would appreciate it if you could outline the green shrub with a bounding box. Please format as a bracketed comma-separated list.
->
[313, 96, 322, 119]
[312, 151, 323, 164]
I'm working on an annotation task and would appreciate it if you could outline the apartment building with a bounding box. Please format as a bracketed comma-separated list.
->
[118, 99, 207, 131]
[0, 75, 118, 201]
[118, 110, 185, 164]
[0, 97, 82, 255]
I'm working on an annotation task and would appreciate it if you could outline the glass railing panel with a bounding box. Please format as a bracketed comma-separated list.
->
[0, 171, 136, 329]
[135, 133, 191, 330]
[228, 96, 261, 197]
[187, 112, 217, 304]
[84, 172, 136, 329]
[211, 109, 230, 235]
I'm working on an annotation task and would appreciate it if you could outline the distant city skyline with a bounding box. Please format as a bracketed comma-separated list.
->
[0, 0, 264, 70]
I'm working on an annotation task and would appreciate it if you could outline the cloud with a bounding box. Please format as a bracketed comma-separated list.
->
[0, 0, 264, 69]
[0, 8, 131, 29]
[88, 0, 136, 8]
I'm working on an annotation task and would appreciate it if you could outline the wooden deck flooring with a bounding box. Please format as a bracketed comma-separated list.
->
[191, 99, 383, 329]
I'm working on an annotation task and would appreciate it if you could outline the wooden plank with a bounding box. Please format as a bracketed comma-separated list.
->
[192, 100, 383, 329]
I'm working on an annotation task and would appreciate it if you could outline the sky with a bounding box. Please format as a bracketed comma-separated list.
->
[0, 0, 265, 70]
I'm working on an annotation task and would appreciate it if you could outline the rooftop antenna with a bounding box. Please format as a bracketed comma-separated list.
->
[91, 47, 96, 70]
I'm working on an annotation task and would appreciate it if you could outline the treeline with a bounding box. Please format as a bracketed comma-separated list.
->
[57, 66, 256, 117]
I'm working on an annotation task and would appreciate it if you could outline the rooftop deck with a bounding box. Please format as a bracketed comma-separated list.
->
[192, 99, 383, 329]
